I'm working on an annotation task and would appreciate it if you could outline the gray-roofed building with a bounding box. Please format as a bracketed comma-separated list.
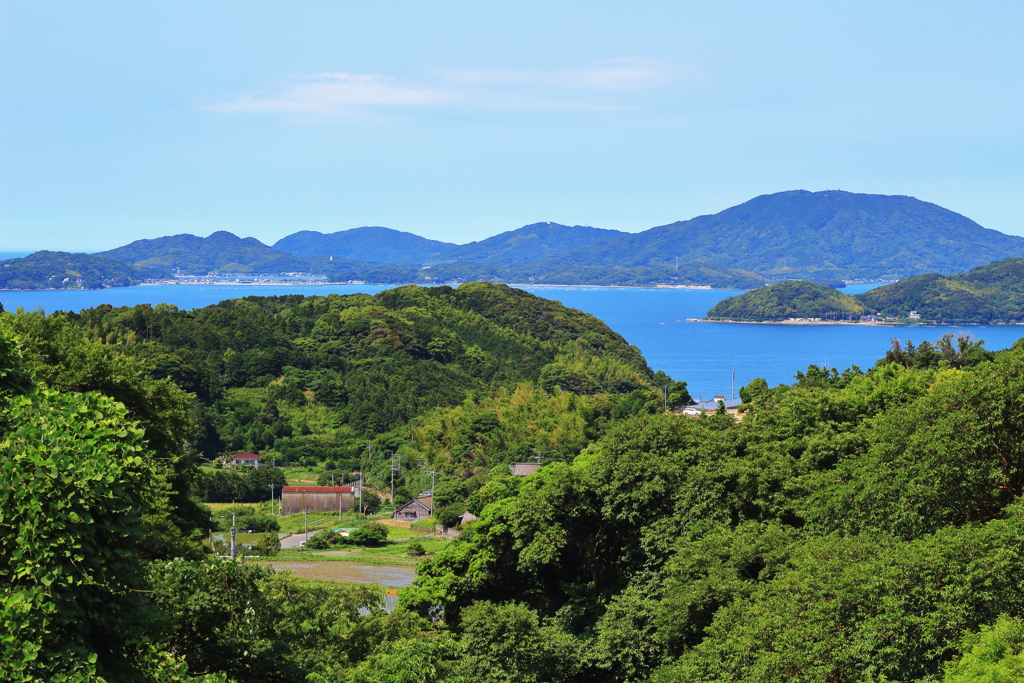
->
[510, 462, 542, 477]
[394, 496, 433, 522]
[692, 398, 743, 411]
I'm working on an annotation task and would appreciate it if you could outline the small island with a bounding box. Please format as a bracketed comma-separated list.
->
[705, 280, 869, 322]
[704, 258, 1024, 325]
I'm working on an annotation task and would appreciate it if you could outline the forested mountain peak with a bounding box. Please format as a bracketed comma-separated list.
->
[98, 231, 310, 274]
[273, 226, 456, 262]
[551, 189, 1024, 282]
[435, 222, 628, 264]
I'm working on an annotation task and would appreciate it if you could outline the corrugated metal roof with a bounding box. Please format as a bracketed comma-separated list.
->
[692, 398, 743, 410]
[282, 486, 354, 493]
[396, 496, 432, 512]
[510, 463, 542, 476]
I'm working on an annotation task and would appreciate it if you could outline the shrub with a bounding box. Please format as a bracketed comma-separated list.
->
[305, 531, 348, 550]
[435, 504, 463, 529]
[407, 541, 427, 556]
[351, 522, 389, 546]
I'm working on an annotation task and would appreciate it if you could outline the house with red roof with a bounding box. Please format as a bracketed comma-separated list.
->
[230, 452, 262, 468]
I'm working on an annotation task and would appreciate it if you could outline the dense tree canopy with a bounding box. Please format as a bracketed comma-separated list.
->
[10, 281, 1024, 682]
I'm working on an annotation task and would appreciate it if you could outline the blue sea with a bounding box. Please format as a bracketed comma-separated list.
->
[3, 283, 1022, 399]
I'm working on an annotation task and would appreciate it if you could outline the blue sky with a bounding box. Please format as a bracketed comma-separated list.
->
[2, 1, 1022, 251]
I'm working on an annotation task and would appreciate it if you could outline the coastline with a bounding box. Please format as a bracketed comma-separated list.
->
[692, 318, 900, 327]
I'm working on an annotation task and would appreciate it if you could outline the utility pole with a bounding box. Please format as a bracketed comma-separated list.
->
[426, 469, 437, 514]
[732, 363, 736, 400]
[390, 452, 400, 507]
[268, 483, 276, 516]
[303, 509, 308, 546]
[663, 385, 669, 409]
[230, 512, 236, 560]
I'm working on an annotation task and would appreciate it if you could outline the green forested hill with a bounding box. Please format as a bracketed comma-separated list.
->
[435, 222, 628, 264]
[858, 257, 1024, 323]
[551, 189, 1024, 282]
[705, 259, 1024, 323]
[50, 282, 656, 461]
[273, 226, 455, 262]
[0, 250, 152, 289]
[97, 231, 313, 274]
[706, 280, 867, 321]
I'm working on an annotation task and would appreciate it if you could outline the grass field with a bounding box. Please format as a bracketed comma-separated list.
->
[276, 534, 450, 566]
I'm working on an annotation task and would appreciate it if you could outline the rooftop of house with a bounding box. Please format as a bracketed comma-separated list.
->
[282, 486, 354, 493]
[231, 452, 260, 460]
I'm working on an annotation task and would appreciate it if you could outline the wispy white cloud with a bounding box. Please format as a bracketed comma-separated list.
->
[206, 73, 454, 116]
[205, 60, 672, 120]
[440, 58, 671, 90]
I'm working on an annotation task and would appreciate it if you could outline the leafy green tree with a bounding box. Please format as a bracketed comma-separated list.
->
[435, 504, 464, 529]
[147, 559, 296, 682]
[459, 601, 593, 683]
[1, 312, 207, 560]
[943, 616, 1024, 682]
[667, 381, 691, 408]
[1, 387, 157, 682]
[739, 377, 769, 403]
[345, 635, 468, 683]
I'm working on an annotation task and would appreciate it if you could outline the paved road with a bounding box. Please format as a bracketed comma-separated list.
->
[278, 532, 317, 549]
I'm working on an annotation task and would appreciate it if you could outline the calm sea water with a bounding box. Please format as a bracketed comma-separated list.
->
[3, 283, 1021, 399]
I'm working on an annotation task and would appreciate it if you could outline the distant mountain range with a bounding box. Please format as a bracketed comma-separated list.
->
[97, 231, 312, 274]
[6, 190, 1024, 290]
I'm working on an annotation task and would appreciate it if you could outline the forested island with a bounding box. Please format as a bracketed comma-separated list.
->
[6, 282, 1024, 681]
[706, 280, 869, 321]
[707, 258, 1024, 324]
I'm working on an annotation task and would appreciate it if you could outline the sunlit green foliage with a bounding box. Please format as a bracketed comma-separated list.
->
[51, 283, 655, 461]
[0, 383, 155, 680]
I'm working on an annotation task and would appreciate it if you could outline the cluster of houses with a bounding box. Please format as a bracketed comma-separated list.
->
[391, 461, 542, 525]
[227, 451, 544, 524]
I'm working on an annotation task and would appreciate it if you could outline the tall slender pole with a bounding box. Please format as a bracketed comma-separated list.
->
[268, 483, 276, 516]
[230, 512, 236, 559]
[427, 469, 438, 514]
[390, 452, 398, 507]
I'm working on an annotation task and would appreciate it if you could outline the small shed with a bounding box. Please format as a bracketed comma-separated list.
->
[231, 452, 261, 468]
[394, 496, 433, 522]
[280, 486, 355, 515]
[459, 511, 479, 525]
[510, 462, 542, 477]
